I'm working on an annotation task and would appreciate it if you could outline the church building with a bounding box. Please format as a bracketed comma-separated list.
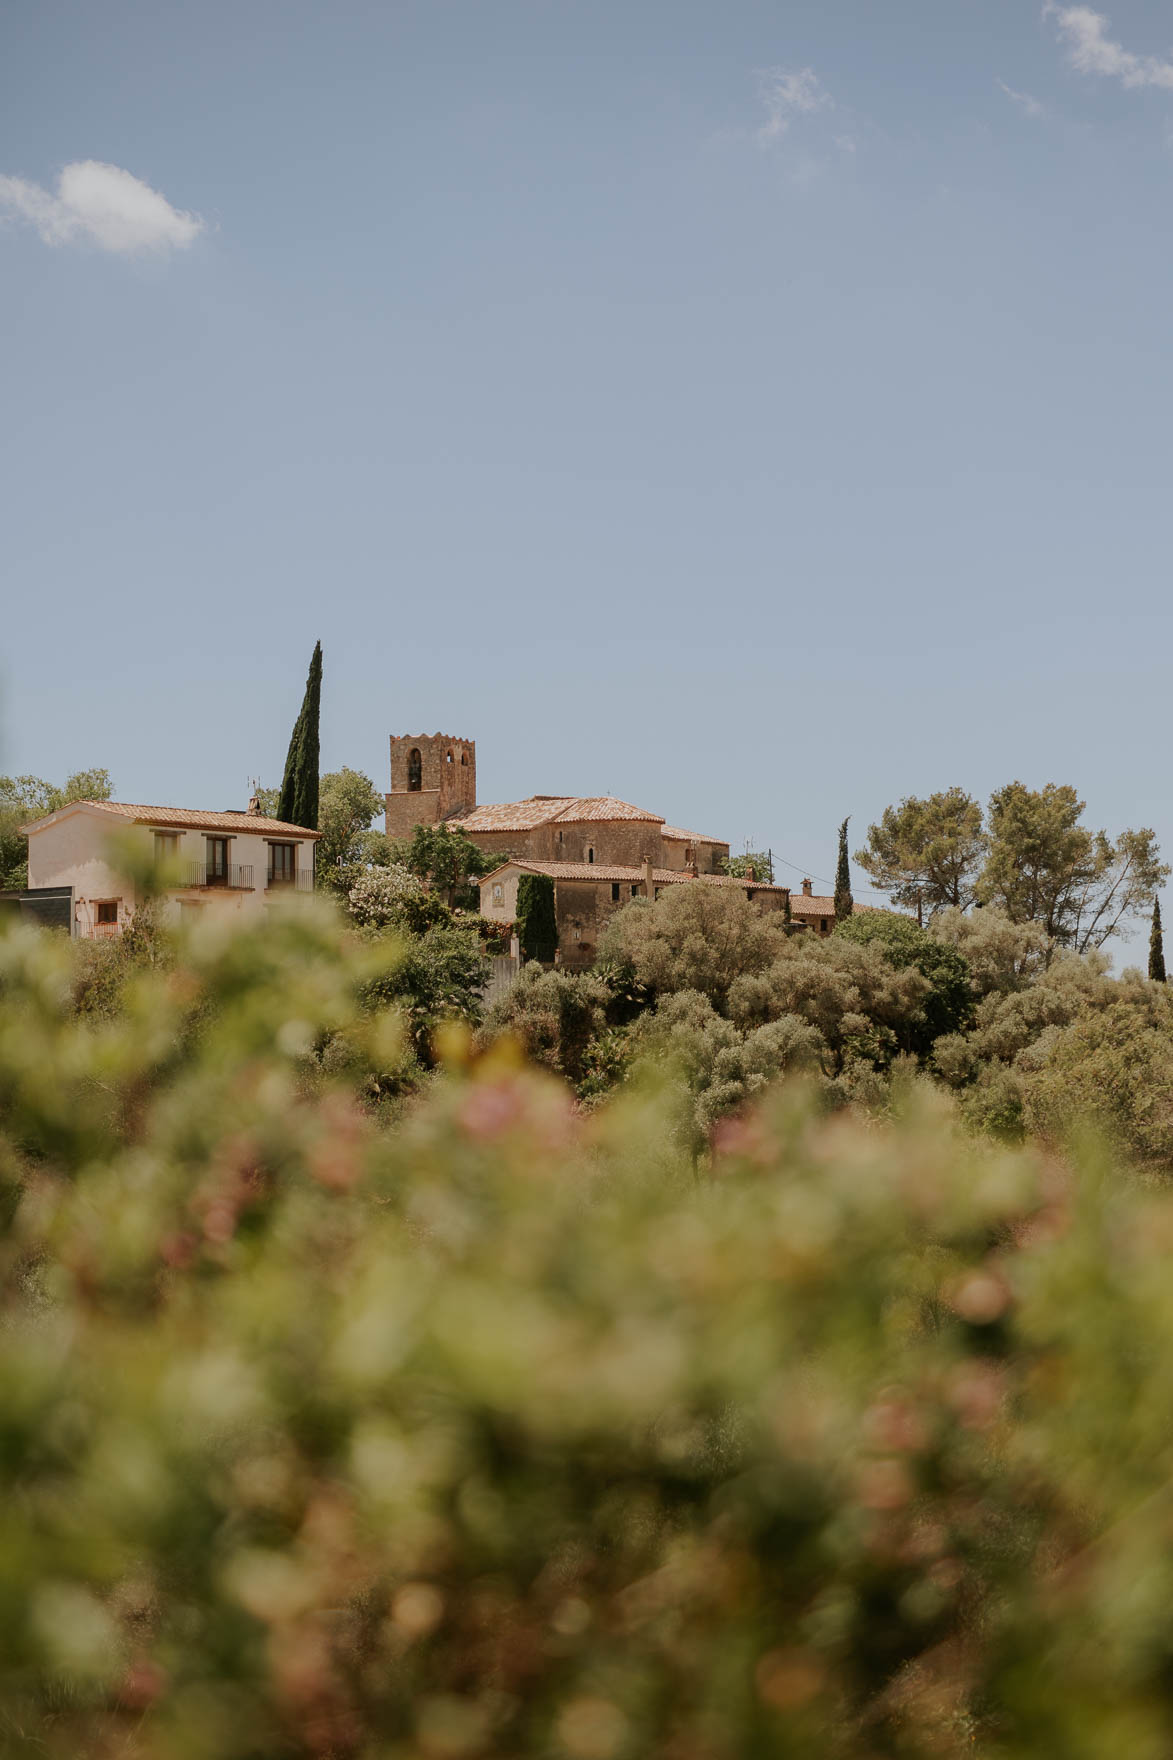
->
[385, 731, 836, 967]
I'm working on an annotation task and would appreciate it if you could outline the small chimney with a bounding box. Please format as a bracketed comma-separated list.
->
[644, 856, 656, 897]
[802, 877, 813, 897]
[247, 793, 262, 816]
[745, 863, 756, 883]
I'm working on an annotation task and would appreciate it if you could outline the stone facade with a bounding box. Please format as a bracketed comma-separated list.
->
[386, 733, 476, 839]
[384, 729, 730, 871]
[480, 860, 795, 972]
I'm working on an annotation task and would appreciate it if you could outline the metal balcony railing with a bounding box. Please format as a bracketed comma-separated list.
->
[184, 863, 254, 890]
[266, 870, 313, 892]
[85, 919, 121, 939]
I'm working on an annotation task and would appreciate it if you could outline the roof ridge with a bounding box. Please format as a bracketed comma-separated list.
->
[30, 800, 322, 837]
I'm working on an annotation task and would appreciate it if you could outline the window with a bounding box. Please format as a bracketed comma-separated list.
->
[268, 842, 296, 885]
[206, 837, 228, 884]
[654, 887, 662, 899]
[407, 748, 422, 792]
[446, 750, 454, 764]
[611, 882, 621, 902]
[461, 750, 469, 766]
[587, 847, 595, 864]
[631, 885, 639, 897]
[154, 831, 180, 864]
[492, 883, 504, 907]
[96, 900, 118, 924]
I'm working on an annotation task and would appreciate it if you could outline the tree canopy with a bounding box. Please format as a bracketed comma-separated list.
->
[859, 781, 1166, 953]
[855, 788, 986, 919]
[720, 849, 775, 882]
[515, 871, 558, 963]
[276, 641, 322, 830]
[979, 780, 1167, 953]
[835, 908, 973, 1053]
[0, 768, 112, 888]
[598, 882, 790, 1010]
[834, 816, 853, 923]
[390, 821, 494, 907]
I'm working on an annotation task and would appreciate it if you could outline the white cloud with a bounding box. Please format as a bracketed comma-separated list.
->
[997, 79, 1047, 118]
[1045, 4, 1173, 91]
[757, 68, 831, 144]
[0, 160, 204, 254]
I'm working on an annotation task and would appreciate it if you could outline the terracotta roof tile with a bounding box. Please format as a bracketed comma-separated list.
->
[480, 860, 790, 893]
[460, 795, 664, 832]
[660, 824, 729, 846]
[486, 860, 683, 884]
[789, 896, 882, 917]
[27, 800, 322, 838]
[551, 797, 663, 825]
[459, 797, 579, 832]
[790, 895, 836, 916]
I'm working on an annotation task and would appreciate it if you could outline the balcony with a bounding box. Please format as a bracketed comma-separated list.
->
[84, 919, 121, 940]
[266, 870, 313, 892]
[184, 863, 254, 891]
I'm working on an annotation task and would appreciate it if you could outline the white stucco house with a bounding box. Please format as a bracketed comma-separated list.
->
[21, 798, 321, 938]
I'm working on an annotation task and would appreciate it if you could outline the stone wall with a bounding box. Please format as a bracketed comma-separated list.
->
[660, 838, 728, 874]
[386, 788, 442, 838]
[386, 733, 476, 838]
[464, 819, 663, 870]
[554, 878, 616, 970]
[552, 819, 663, 867]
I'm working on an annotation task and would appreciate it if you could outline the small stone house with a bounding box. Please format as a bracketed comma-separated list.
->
[480, 858, 800, 972]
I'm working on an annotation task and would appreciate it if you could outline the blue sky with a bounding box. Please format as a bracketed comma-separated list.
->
[3, 0, 1173, 919]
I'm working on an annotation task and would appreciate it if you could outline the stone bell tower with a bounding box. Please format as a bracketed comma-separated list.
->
[385, 733, 477, 839]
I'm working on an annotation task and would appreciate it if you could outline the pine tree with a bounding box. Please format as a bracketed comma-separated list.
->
[834, 817, 854, 924]
[1149, 897, 1166, 983]
[277, 642, 322, 830]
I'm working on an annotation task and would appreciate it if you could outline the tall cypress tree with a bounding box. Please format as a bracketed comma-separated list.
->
[834, 817, 854, 924]
[1149, 897, 1167, 983]
[516, 872, 558, 963]
[277, 642, 322, 829]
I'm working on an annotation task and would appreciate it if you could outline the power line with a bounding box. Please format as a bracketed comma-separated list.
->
[767, 851, 892, 900]
[736, 838, 891, 900]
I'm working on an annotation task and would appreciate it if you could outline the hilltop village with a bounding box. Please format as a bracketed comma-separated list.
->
[3, 727, 841, 965]
[388, 732, 840, 969]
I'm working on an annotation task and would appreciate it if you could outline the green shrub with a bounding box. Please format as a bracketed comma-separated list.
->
[1021, 985, 1173, 1169]
[481, 962, 610, 1086]
[835, 909, 973, 1053]
[8, 910, 1173, 1753]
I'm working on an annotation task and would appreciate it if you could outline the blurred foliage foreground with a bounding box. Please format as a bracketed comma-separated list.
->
[5, 906, 1173, 1759]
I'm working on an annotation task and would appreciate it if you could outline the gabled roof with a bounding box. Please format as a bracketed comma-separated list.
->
[789, 895, 882, 917]
[790, 895, 836, 916]
[23, 800, 322, 838]
[553, 797, 663, 825]
[479, 859, 791, 894]
[459, 795, 663, 833]
[660, 824, 729, 847]
[457, 797, 579, 832]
